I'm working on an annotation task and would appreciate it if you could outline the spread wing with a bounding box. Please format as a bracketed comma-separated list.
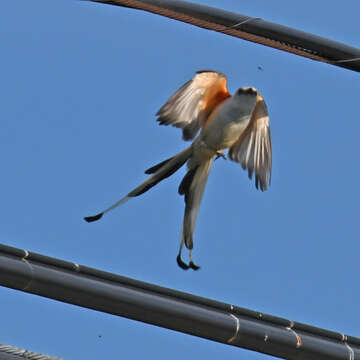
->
[156, 70, 230, 141]
[228, 93, 272, 191]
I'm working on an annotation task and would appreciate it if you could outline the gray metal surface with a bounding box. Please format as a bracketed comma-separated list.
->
[0, 243, 359, 359]
[0, 344, 61, 360]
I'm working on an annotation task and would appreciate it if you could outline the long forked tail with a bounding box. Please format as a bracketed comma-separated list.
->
[177, 157, 214, 270]
[84, 146, 193, 222]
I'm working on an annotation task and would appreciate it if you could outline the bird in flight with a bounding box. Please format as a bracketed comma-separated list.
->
[84, 70, 272, 270]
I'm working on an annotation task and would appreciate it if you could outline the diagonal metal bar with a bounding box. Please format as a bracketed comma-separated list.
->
[0, 344, 61, 360]
[0, 243, 359, 359]
[84, 0, 360, 72]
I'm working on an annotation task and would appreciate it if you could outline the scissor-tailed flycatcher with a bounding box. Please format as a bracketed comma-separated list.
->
[84, 70, 272, 270]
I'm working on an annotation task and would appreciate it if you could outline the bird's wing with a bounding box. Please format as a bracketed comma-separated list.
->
[228, 93, 272, 191]
[156, 70, 230, 141]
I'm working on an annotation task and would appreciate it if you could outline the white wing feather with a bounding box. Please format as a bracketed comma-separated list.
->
[156, 71, 226, 140]
[229, 96, 272, 191]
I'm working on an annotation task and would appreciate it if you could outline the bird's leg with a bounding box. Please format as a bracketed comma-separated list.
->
[215, 151, 227, 161]
[189, 250, 200, 271]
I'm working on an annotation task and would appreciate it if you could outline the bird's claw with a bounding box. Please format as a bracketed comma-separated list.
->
[215, 151, 227, 161]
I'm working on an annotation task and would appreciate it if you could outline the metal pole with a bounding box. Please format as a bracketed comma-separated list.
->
[0, 243, 359, 360]
[84, 0, 360, 72]
[0, 344, 61, 360]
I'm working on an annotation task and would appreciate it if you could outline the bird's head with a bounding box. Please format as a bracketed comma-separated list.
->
[235, 87, 258, 96]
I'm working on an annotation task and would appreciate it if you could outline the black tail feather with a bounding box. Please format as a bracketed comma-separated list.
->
[178, 166, 198, 202]
[145, 156, 174, 174]
[84, 213, 103, 222]
[189, 261, 200, 271]
[134, 159, 185, 197]
[176, 254, 190, 270]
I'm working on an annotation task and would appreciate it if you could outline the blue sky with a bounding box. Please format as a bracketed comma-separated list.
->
[1, 0, 360, 359]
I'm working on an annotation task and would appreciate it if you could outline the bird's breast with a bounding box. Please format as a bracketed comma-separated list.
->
[200, 97, 251, 150]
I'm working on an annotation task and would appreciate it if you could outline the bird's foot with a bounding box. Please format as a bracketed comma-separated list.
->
[215, 151, 227, 161]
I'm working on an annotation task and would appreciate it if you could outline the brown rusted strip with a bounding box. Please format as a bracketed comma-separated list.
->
[89, 0, 330, 64]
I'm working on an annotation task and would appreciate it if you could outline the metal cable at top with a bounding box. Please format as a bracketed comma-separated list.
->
[85, 0, 360, 72]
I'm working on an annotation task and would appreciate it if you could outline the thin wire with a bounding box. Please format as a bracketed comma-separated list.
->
[331, 57, 360, 63]
[227, 17, 261, 29]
